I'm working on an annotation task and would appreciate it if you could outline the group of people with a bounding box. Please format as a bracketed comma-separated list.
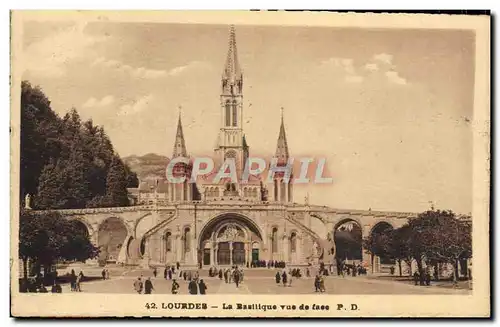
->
[69, 269, 85, 292]
[208, 266, 244, 287]
[337, 263, 367, 277]
[101, 269, 110, 280]
[133, 276, 155, 294]
[250, 260, 267, 268]
[20, 278, 62, 293]
[413, 269, 432, 286]
[275, 270, 292, 287]
[267, 260, 286, 269]
[314, 274, 326, 292]
[187, 278, 208, 294]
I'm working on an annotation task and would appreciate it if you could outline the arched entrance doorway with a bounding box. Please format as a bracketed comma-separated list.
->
[334, 219, 363, 263]
[198, 213, 263, 267]
[98, 217, 128, 263]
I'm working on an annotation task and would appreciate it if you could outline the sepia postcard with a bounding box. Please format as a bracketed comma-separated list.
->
[10, 10, 490, 318]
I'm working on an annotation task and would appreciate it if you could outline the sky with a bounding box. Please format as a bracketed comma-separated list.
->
[20, 20, 475, 214]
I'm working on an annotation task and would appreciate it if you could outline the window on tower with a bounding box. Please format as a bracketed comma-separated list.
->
[232, 100, 238, 126]
[225, 100, 231, 126]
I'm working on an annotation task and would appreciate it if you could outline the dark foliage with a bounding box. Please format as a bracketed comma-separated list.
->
[20, 81, 138, 209]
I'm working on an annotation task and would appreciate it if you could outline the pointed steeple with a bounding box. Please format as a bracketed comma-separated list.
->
[222, 25, 243, 94]
[275, 107, 289, 160]
[172, 107, 187, 158]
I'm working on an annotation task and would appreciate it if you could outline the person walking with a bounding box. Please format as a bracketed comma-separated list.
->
[199, 279, 207, 294]
[234, 270, 240, 288]
[171, 279, 180, 294]
[76, 272, 83, 292]
[70, 270, 76, 292]
[275, 271, 281, 284]
[314, 275, 320, 292]
[144, 277, 154, 294]
[413, 271, 420, 286]
[134, 277, 143, 294]
[101, 269, 106, 280]
[188, 279, 198, 295]
[319, 275, 326, 292]
[218, 269, 223, 280]
[282, 270, 288, 287]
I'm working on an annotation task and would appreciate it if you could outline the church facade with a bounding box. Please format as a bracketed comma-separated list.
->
[41, 26, 423, 272]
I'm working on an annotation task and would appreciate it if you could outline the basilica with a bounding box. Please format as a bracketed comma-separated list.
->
[52, 26, 416, 273]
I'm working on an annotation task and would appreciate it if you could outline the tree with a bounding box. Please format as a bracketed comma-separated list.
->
[387, 225, 413, 276]
[19, 210, 99, 280]
[20, 81, 62, 204]
[105, 155, 130, 207]
[409, 210, 472, 283]
[20, 80, 136, 210]
[363, 231, 391, 273]
[36, 159, 66, 209]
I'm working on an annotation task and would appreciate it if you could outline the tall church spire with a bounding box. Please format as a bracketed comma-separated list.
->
[222, 25, 243, 95]
[172, 107, 187, 158]
[223, 25, 242, 83]
[275, 107, 289, 160]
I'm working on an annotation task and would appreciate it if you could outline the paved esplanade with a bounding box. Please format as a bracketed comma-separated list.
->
[60, 268, 470, 295]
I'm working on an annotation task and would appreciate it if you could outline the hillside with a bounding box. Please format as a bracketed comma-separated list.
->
[122, 153, 169, 181]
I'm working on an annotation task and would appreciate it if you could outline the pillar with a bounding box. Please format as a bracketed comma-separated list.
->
[282, 235, 289, 262]
[175, 234, 181, 263]
[229, 242, 233, 265]
[244, 242, 249, 266]
[191, 233, 196, 265]
[214, 243, 218, 266]
[209, 242, 214, 266]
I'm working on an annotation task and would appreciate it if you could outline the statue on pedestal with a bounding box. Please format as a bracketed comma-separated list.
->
[24, 193, 32, 209]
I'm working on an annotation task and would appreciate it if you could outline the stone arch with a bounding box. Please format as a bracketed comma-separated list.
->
[70, 218, 92, 238]
[369, 220, 394, 236]
[198, 212, 264, 266]
[369, 221, 395, 265]
[199, 212, 264, 247]
[333, 218, 363, 262]
[97, 217, 129, 263]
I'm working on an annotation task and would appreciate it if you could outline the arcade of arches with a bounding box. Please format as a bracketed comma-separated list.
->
[333, 220, 395, 267]
[73, 213, 397, 270]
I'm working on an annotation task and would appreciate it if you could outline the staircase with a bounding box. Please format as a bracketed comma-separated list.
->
[127, 211, 177, 267]
[141, 211, 177, 240]
[286, 214, 336, 270]
[286, 214, 319, 240]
